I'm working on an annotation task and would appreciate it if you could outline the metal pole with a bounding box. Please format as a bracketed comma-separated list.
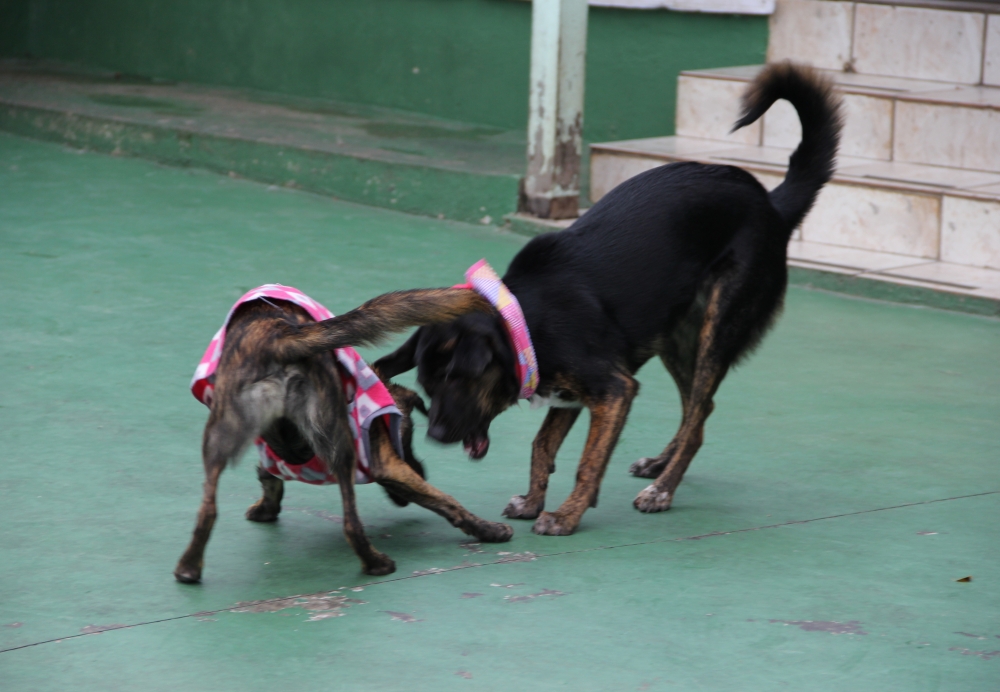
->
[521, 0, 588, 220]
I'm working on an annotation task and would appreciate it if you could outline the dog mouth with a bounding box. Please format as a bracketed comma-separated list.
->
[463, 432, 490, 460]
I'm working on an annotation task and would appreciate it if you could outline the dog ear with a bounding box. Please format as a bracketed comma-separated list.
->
[373, 330, 421, 380]
[447, 336, 493, 377]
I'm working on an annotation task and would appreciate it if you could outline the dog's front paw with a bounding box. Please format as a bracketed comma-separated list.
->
[362, 552, 396, 577]
[633, 484, 673, 513]
[474, 520, 514, 543]
[245, 500, 280, 522]
[629, 457, 666, 478]
[502, 494, 543, 520]
[532, 511, 578, 536]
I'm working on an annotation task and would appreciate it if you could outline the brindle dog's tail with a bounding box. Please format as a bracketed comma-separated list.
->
[731, 61, 843, 233]
[272, 288, 492, 362]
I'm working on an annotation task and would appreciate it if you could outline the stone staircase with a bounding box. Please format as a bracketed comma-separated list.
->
[590, 0, 1000, 313]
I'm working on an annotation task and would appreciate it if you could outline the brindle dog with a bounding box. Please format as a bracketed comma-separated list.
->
[374, 63, 843, 536]
[174, 289, 513, 584]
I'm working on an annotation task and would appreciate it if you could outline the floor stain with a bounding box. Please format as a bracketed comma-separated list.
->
[461, 593, 484, 599]
[383, 611, 422, 623]
[505, 589, 566, 604]
[80, 624, 130, 634]
[287, 506, 343, 524]
[233, 592, 364, 621]
[490, 583, 525, 589]
[496, 552, 537, 563]
[769, 620, 868, 635]
[455, 670, 473, 679]
[949, 647, 1000, 660]
[955, 631, 989, 639]
[412, 567, 448, 576]
[460, 541, 485, 555]
[5, 622, 23, 628]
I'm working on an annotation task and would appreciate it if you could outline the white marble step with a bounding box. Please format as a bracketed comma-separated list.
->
[504, 210, 1000, 307]
[788, 239, 1000, 303]
[590, 136, 1000, 270]
[676, 65, 1000, 173]
[767, 0, 1000, 85]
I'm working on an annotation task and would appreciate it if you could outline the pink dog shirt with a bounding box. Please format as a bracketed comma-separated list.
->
[191, 284, 402, 485]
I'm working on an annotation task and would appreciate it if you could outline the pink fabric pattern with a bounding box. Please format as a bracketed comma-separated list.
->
[456, 259, 539, 399]
[191, 284, 401, 485]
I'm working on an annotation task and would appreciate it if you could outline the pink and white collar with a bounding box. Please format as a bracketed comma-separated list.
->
[456, 259, 539, 399]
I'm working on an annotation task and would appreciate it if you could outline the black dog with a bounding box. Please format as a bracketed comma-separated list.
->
[174, 288, 512, 583]
[374, 63, 842, 535]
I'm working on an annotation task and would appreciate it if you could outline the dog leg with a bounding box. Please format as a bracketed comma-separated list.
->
[335, 461, 397, 576]
[174, 464, 223, 584]
[175, 410, 257, 584]
[503, 407, 581, 520]
[635, 284, 732, 513]
[632, 306, 701, 479]
[533, 375, 637, 536]
[370, 421, 514, 543]
[245, 465, 284, 522]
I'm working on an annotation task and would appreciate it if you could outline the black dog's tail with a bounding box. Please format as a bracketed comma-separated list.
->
[272, 288, 492, 363]
[731, 61, 843, 232]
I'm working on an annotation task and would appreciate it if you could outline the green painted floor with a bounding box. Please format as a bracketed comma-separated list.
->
[1, 133, 998, 691]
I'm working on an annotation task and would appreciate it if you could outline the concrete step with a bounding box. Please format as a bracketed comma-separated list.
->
[590, 135, 1000, 314]
[767, 0, 1000, 86]
[0, 60, 524, 225]
[787, 239, 1000, 308]
[592, 136, 1000, 266]
[676, 65, 1000, 173]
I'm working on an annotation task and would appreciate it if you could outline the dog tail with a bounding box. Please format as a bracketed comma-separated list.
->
[272, 288, 492, 362]
[731, 61, 843, 232]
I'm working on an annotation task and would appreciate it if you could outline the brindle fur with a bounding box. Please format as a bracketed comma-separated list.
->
[375, 63, 843, 535]
[174, 290, 510, 584]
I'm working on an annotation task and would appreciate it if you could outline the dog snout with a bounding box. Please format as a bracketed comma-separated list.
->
[427, 423, 449, 442]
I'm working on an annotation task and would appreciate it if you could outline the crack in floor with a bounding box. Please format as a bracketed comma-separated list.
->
[2, 489, 996, 655]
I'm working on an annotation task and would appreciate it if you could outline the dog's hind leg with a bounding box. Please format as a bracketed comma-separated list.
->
[630, 349, 702, 479]
[334, 458, 397, 576]
[246, 465, 284, 522]
[633, 273, 776, 513]
[369, 419, 514, 543]
[630, 291, 705, 479]
[290, 367, 396, 576]
[503, 407, 581, 520]
[175, 411, 254, 584]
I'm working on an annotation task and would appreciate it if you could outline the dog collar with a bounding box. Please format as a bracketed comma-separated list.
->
[456, 260, 539, 399]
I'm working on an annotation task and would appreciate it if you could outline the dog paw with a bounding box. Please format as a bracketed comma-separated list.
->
[633, 484, 673, 513]
[474, 520, 514, 543]
[363, 553, 397, 577]
[245, 501, 280, 523]
[502, 495, 543, 520]
[629, 457, 665, 479]
[173, 564, 202, 584]
[531, 511, 578, 536]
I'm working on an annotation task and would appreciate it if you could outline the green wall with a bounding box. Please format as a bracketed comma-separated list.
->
[0, 0, 29, 57]
[0, 0, 767, 142]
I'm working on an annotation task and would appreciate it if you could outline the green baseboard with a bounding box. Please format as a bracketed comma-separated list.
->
[0, 103, 520, 226]
[789, 266, 1000, 318]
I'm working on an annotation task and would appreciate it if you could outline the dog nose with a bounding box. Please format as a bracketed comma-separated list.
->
[427, 423, 448, 442]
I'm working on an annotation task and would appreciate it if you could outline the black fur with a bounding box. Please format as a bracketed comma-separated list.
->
[377, 62, 843, 531]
